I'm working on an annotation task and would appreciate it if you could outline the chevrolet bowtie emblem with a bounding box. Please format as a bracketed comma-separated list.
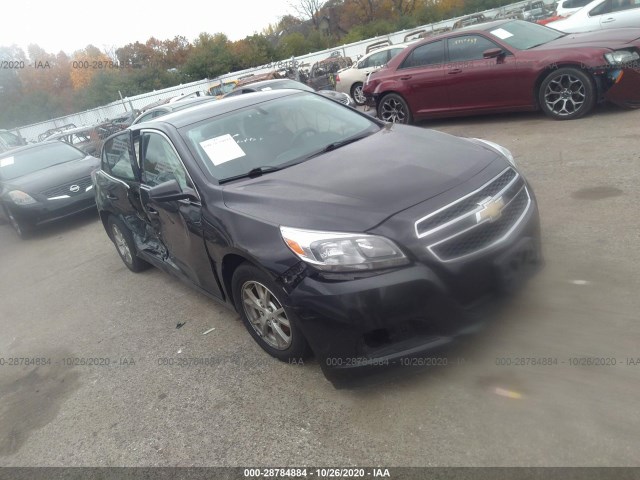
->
[476, 197, 505, 223]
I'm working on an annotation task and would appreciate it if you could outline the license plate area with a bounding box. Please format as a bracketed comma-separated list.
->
[494, 237, 541, 294]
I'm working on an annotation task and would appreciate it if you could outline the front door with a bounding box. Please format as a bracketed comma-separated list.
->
[138, 130, 221, 297]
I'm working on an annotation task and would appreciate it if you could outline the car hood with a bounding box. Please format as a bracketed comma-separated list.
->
[222, 126, 502, 232]
[535, 28, 640, 49]
[2, 156, 100, 196]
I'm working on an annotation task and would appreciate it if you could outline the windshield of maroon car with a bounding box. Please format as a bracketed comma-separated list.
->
[181, 93, 378, 182]
[0, 142, 86, 181]
[486, 20, 564, 49]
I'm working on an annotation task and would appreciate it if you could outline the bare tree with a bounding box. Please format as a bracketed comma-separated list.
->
[289, 0, 326, 28]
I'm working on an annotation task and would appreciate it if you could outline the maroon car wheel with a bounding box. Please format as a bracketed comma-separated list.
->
[539, 68, 595, 120]
[377, 93, 412, 124]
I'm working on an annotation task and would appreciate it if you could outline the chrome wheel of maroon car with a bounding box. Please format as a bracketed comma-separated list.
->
[539, 68, 595, 120]
[378, 94, 411, 124]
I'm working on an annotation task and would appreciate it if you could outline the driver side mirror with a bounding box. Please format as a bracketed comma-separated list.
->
[483, 48, 505, 59]
[148, 179, 198, 203]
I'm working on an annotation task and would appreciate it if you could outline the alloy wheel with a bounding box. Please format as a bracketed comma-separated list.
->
[353, 84, 366, 105]
[112, 224, 132, 265]
[544, 74, 586, 117]
[380, 97, 408, 123]
[241, 281, 292, 350]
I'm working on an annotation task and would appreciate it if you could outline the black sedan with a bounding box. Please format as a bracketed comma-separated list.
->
[94, 90, 542, 383]
[1, 141, 100, 238]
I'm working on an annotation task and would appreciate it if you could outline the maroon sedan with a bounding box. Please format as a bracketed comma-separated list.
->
[363, 19, 640, 123]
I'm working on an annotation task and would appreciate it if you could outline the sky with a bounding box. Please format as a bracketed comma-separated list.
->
[1, 0, 296, 57]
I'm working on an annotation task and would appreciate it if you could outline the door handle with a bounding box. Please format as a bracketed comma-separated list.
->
[106, 194, 118, 200]
[601, 17, 615, 23]
[447, 69, 463, 75]
[147, 206, 159, 215]
[399, 75, 412, 80]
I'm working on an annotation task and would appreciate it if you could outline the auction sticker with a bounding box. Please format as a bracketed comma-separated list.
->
[0, 156, 14, 167]
[491, 28, 514, 40]
[200, 134, 246, 166]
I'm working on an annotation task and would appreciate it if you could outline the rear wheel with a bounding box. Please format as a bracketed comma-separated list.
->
[351, 82, 366, 106]
[107, 216, 149, 272]
[539, 68, 595, 120]
[232, 263, 311, 362]
[377, 93, 412, 124]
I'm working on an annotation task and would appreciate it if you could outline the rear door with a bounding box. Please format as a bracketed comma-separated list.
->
[97, 131, 142, 226]
[595, 0, 640, 29]
[138, 130, 221, 297]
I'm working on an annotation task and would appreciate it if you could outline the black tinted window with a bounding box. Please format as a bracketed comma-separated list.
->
[448, 35, 501, 62]
[102, 133, 136, 181]
[401, 41, 444, 68]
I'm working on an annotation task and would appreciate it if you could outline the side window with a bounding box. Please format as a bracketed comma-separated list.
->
[447, 35, 501, 63]
[389, 48, 405, 59]
[610, 0, 640, 11]
[361, 50, 388, 69]
[590, 0, 612, 14]
[400, 41, 444, 69]
[141, 132, 189, 190]
[102, 133, 136, 181]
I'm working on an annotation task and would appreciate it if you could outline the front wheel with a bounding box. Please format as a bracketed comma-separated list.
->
[351, 82, 366, 106]
[232, 263, 311, 362]
[539, 68, 595, 120]
[3, 205, 31, 239]
[377, 93, 412, 124]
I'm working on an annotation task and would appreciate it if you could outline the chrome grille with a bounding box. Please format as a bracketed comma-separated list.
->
[414, 167, 532, 262]
[415, 168, 517, 237]
[429, 187, 530, 261]
[42, 176, 93, 199]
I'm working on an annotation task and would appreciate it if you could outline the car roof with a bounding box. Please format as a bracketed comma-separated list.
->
[233, 79, 313, 91]
[47, 126, 96, 138]
[134, 89, 306, 129]
[362, 43, 411, 57]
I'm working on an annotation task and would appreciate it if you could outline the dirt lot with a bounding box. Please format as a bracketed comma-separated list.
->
[1, 104, 639, 467]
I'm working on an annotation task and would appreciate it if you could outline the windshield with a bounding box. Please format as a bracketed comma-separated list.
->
[485, 20, 564, 49]
[181, 92, 379, 182]
[0, 142, 86, 181]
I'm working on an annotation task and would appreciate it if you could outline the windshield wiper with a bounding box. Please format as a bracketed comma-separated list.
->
[303, 132, 373, 161]
[219, 165, 282, 183]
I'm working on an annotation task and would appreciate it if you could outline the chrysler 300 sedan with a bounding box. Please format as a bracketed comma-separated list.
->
[363, 19, 640, 123]
[94, 90, 542, 382]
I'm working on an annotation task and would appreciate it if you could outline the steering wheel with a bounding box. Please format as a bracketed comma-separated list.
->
[290, 128, 318, 147]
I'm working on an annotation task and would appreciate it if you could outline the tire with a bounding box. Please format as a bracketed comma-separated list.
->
[107, 216, 149, 273]
[2, 205, 31, 239]
[351, 82, 366, 106]
[377, 93, 412, 124]
[539, 67, 595, 120]
[232, 263, 311, 362]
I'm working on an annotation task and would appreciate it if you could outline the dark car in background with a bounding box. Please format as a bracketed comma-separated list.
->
[363, 19, 640, 123]
[132, 96, 217, 125]
[0, 142, 100, 237]
[305, 54, 353, 90]
[94, 90, 541, 383]
[222, 78, 356, 107]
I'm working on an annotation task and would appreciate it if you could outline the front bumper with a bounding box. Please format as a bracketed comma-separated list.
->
[286, 198, 542, 375]
[7, 190, 97, 227]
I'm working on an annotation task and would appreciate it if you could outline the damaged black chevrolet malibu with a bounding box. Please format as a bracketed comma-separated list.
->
[94, 89, 542, 382]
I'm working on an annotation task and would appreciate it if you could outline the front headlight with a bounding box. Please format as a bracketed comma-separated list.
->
[280, 226, 409, 272]
[604, 50, 640, 65]
[470, 138, 516, 167]
[8, 190, 37, 205]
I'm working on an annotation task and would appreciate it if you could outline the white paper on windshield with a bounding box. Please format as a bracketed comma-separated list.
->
[200, 134, 246, 166]
[491, 28, 513, 40]
[0, 156, 14, 167]
[260, 87, 273, 91]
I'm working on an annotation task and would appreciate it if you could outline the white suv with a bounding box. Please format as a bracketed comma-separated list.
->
[335, 44, 411, 105]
